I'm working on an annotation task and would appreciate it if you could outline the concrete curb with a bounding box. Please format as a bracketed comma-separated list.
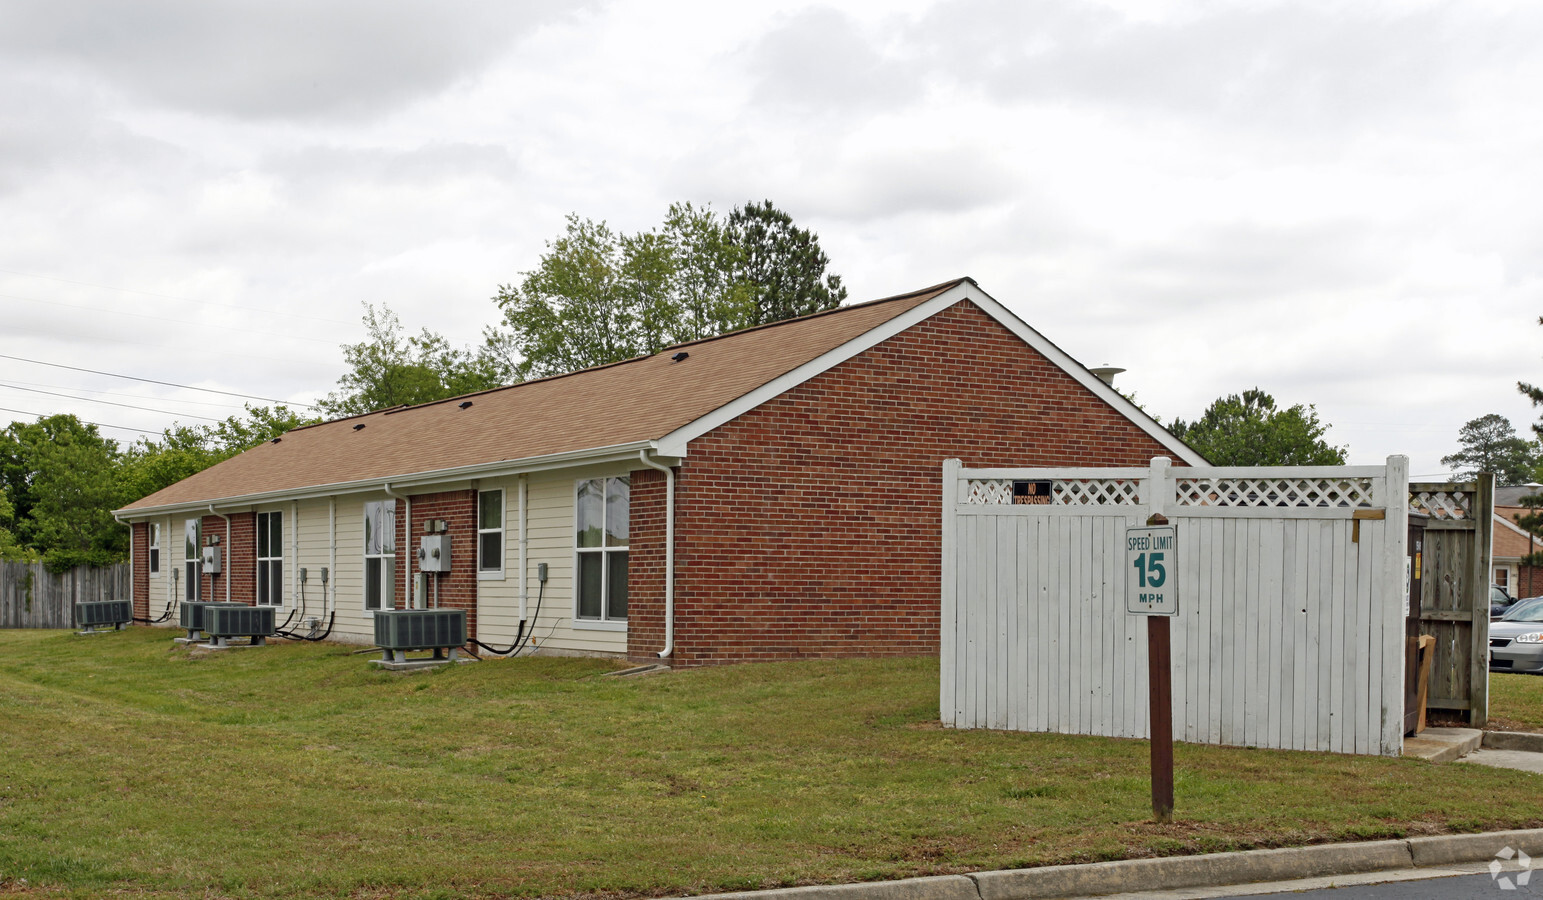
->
[684, 829, 1543, 900]
[1406, 829, 1543, 867]
[1483, 730, 1543, 753]
[969, 840, 1412, 900]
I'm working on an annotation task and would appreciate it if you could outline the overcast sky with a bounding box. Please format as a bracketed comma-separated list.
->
[2, 0, 1539, 479]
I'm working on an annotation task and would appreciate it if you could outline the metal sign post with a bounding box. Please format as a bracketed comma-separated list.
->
[1127, 513, 1176, 824]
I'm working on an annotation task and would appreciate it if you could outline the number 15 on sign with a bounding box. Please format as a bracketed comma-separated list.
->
[1126, 525, 1178, 616]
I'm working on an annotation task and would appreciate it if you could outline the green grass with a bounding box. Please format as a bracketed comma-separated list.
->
[1491, 673, 1543, 731]
[0, 628, 1539, 900]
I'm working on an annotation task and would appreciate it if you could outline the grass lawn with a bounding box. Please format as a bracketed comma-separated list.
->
[1490, 672, 1543, 732]
[1, 628, 1540, 900]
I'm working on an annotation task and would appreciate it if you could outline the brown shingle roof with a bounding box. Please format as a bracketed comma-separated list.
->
[121, 279, 966, 512]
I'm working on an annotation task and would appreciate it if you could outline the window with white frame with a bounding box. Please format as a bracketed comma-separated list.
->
[575, 476, 628, 622]
[478, 489, 503, 577]
[148, 522, 160, 575]
[364, 500, 396, 611]
[256, 511, 283, 606]
[183, 518, 201, 602]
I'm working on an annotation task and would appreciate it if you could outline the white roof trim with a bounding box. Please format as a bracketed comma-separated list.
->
[656, 281, 977, 456]
[658, 280, 1205, 466]
[1497, 513, 1534, 540]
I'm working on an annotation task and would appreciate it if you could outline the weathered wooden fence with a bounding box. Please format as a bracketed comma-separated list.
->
[942, 456, 1410, 757]
[0, 562, 131, 629]
[1409, 478, 1493, 727]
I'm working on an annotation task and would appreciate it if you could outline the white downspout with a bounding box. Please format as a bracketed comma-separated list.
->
[518, 474, 529, 624]
[291, 500, 299, 607]
[637, 450, 675, 660]
[328, 497, 337, 616]
[208, 504, 230, 603]
[382, 483, 409, 609]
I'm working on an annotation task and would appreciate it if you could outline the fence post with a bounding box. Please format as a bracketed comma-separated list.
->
[1471, 473, 1494, 727]
[940, 458, 961, 727]
[1147, 457, 1171, 520]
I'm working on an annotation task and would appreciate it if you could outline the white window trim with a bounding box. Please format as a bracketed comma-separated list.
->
[572, 476, 628, 628]
[148, 522, 160, 575]
[256, 511, 284, 607]
[184, 518, 201, 602]
[363, 499, 397, 613]
[477, 488, 505, 581]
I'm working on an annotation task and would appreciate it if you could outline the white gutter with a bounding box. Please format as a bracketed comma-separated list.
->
[637, 449, 675, 660]
[208, 504, 230, 603]
[382, 483, 409, 609]
[518, 474, 528, 624]
[291, 500, 299, 607]
[115, 440, 665, 519]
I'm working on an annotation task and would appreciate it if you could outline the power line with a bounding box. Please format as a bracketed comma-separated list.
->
[1, 378, 247, 412]
[0, 290, 339, 346]
[0, 353, 319, 408]
[0, 383, 222, 421]
[0, 265, 359, 328]
[0, 406, 160, 437]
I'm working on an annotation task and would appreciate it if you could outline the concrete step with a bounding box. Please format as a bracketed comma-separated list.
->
[1402, 726, 1483, 763]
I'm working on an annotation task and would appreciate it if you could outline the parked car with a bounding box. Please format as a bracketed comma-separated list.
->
[1490, 597, 1543, 675]
[1492, 584, 1517, 620]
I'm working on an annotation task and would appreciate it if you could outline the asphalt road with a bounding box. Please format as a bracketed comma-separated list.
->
[1212, 870, 1538, 898]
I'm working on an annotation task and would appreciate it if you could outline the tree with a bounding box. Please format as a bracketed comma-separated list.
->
[488, 201, 843, 379]
[1440, 414, 1539, 485]
[319, 303, 504, 416]
[1169, 388, 1347, 466]
[727, 199, 847, 326]
[118, 404, 317, 506]
[0, 415, 125, 569]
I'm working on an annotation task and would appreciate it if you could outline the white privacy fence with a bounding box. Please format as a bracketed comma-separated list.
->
[941, 457, 1410, 757]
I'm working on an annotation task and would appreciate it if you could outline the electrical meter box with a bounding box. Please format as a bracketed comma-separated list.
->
[418, 535, 450, 572]
[201, 545, 222, 575]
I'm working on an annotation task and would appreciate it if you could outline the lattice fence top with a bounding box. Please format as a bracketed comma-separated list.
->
[963, 478, 1142, 506]
[1174, 476, 1375, 509]
[1409, 488, 1471, 520]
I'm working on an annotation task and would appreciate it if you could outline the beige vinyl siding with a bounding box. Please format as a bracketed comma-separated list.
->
[289, 498, 333, 631]
[146, 514, 176, 623]
[476, 465, 629, 656]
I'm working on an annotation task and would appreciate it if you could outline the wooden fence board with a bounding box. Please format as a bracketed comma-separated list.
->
[0, 562, 130, 629]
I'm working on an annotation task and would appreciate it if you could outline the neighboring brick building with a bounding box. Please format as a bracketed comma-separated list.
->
[117, 278, 1202, 665]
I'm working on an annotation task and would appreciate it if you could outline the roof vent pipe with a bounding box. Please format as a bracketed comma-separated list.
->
[1089, 365, 1126, 387]
[637, 450, 675, 660]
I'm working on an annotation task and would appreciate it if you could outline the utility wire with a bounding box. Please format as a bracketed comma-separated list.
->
[0, 382, 223, 421]
[0, 353, 318, 408]
[0, 378, 247, 411]
[0, 265, 359, 328]
[0, 406, 160, 436]
[0, 290, 339, 346]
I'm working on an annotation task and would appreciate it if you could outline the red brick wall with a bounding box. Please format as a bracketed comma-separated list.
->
[402, 489, 479, 636]
[132, 522, 150, 620]
[627, 468, 668, 655]
[627, 300, 1179, 666]
[197, 513, 255, 605]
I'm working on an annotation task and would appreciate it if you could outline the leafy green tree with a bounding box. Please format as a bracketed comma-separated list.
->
[727, 199, 847, 326]
[489, 201, 842, 379]
[118, 404, 316, 506]
[319, 303, 504, 416]
[0, 415, 125, 569]
[0, 491, 30, 561]
[1440, 414, 1539, 486]
[1169, 388, 1347, 466]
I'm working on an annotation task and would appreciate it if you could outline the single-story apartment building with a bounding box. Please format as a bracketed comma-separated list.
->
[116, 277, 1203, 666]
